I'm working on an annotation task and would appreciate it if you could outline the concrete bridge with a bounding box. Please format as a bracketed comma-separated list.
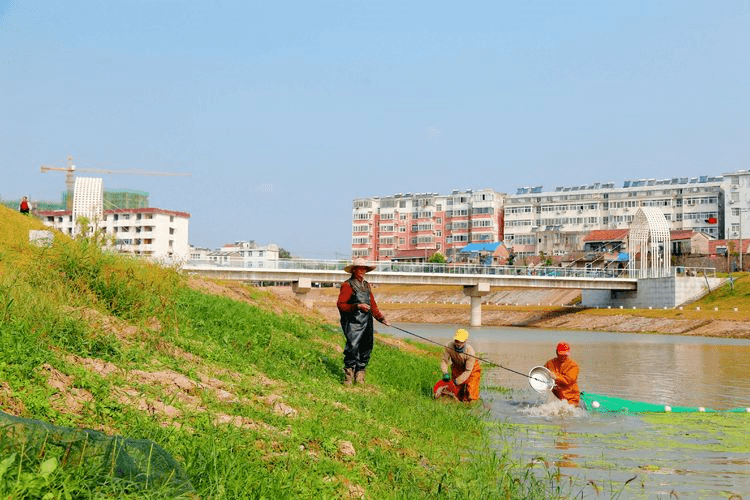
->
[183, 259, 642, 326]
[182, 259, 722, 325]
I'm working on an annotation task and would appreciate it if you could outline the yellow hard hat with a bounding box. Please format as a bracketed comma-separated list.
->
[454, 328, 469, 342]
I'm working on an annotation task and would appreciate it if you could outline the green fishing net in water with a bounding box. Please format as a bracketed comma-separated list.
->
[582, 392, 750, 413]
[0, 410, 194, 494]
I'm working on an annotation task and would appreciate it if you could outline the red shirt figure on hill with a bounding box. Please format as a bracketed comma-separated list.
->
[19, 196, 30, 215]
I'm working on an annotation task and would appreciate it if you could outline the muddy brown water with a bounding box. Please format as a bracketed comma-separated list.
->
[386, 323, 750, 499]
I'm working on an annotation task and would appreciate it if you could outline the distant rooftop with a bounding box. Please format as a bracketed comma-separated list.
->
[515, 174, 728, 195]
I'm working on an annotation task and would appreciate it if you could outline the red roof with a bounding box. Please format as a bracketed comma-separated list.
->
[583, 229, 629, 242]
[670, 230, 696, 241]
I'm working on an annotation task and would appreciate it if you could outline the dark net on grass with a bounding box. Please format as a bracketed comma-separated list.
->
[0, 410, 194, 494]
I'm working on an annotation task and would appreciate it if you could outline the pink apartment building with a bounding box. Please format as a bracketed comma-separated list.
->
[351, 189, 505, 262]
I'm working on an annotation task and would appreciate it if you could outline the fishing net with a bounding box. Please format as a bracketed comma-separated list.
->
[0, 410, 194, 494]
[582, 392, 750, 414]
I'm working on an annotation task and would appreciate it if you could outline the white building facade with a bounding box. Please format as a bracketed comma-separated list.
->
[37, 207, 190, 262]
[503, 174, 738, 256]
[721, 170, 750, 242]
[198, 241, 281, 268]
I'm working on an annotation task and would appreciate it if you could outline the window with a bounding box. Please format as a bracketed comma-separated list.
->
[472, 219, 492, 228]
[471, 207, 494, 215]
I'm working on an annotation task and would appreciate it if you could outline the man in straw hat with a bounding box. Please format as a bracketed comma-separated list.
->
[439, 328, 482, 402]
[544, 341, 580, 405]
[337, 258, 389, 385]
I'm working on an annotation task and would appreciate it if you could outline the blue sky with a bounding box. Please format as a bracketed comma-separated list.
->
[2, 1, 748, 258]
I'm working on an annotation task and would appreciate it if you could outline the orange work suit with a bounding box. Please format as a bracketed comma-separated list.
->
[441, 342, 482, 402]
[544, 356, 580, 405]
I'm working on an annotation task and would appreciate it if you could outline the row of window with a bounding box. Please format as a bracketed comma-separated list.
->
[106, 213, 156, 221]
[509, 199, 718, 213]
[115, 238, 155, 246]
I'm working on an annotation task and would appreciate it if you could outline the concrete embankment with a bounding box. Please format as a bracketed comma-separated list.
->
[269, 284, 750, 339]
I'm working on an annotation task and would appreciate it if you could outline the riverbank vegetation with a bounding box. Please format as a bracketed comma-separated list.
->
[0, 207, 555, 497]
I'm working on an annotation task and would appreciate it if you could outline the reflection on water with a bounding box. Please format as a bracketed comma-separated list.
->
[385, 323, 750, 498]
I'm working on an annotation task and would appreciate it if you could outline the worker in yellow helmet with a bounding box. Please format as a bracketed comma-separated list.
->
[439, 328, 482, 402]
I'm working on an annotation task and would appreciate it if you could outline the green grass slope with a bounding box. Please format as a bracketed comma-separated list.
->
[0, 206, 552, 499]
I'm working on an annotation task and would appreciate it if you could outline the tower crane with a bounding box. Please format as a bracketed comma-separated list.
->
[40, 155, 191, 209]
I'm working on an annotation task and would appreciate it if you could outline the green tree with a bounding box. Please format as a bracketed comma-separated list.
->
[428, 252, 445, 263]
[539, 251, 552, 266]
[279, 247, 293, 259]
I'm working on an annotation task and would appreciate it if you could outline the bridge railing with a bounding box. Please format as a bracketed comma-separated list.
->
[186, 259, 635, 279]
[184, 259, 715, 279]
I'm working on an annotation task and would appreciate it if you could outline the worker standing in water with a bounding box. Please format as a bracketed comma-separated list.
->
[544, 341, 580, 406]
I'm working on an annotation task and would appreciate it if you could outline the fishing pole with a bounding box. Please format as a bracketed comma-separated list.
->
[387, 324, 543, 382]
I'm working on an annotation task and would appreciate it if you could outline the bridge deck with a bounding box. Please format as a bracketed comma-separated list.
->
[182, 264, 638, 290]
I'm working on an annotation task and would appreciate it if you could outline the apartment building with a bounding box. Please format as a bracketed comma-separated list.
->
[721, 170, 750, 242]
[503, 173, 739, 257]
[214, 241, 280, 267]
[351, 189, 504, 262]
[37, 207, 190, 261]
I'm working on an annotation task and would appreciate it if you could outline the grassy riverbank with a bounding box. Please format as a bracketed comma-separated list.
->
[0, 207, 554, 498]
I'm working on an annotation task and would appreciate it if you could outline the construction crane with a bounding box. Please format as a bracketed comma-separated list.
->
[40, 155, 191, 209]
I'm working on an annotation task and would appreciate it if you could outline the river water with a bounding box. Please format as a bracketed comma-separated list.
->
[387, 324, 750, 499]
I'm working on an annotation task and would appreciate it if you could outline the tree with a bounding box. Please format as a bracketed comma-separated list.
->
[279, 248, 293, 259]
[539, 251, 552, 267]
[428, 252, 445, 264]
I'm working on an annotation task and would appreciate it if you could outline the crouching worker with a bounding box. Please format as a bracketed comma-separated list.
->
[438, 328, 482, 402]
[544, 341, 580, 406]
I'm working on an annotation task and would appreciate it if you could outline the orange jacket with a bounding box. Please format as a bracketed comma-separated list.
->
[544, 356, 580, 405]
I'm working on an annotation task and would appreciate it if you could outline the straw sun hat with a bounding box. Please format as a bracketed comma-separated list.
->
[344, 258, 375, 274]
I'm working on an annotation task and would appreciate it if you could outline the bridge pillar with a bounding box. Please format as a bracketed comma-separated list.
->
[292, 278, 313, 308]
[463, 283, 490, 327]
